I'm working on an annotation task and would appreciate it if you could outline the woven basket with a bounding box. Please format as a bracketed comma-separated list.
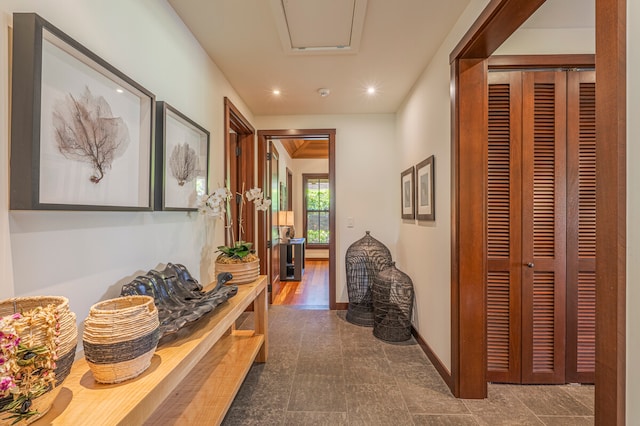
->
[0, 296, 78, 425]
[214, 258, 259, 285]
[83, 295, 160, 384]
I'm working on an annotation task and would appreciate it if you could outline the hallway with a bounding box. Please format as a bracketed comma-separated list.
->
[223, 306, 594, 425]
[272, 259, 329, 309]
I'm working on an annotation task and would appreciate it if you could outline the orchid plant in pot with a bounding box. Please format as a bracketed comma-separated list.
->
[198, 184, 271, 284]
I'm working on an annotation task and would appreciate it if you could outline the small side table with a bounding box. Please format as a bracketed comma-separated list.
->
[280, 238, 305, 281]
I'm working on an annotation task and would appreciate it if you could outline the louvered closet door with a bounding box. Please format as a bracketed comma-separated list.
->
[487, 69, 595, 385]
[521, 71, 567, 384]
[486, 71, 523, 383]
[566, 71, 596, 383]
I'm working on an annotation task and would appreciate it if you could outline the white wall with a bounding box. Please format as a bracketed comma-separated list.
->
[494, 28, 595, 55]
[270, 139, 292, 217]
[254, 114, 396, 302]
[627, 0, 639, 420]
[395, 0, 492, 372]
[272, 140, 293, 210]
[0, 1, 253, 337]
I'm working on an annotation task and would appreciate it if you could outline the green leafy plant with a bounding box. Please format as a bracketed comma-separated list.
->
[216, 241, 254, 260]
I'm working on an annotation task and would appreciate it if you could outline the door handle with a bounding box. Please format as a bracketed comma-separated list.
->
[526, 262, 534, 268]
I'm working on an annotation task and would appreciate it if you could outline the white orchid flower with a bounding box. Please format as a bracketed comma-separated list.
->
[245, 187, 263, 201]
[255, 198, 272, 211]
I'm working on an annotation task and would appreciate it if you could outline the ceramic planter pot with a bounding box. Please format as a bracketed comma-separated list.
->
[214, 258, 260, 285]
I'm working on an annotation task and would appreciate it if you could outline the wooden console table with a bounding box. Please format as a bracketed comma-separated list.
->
[35, 275, 268, 426]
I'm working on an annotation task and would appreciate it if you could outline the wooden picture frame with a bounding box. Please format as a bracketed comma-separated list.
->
[401, 166, 415, 220]
[10, 13, 155, 211]
[155, 102, 209, 211]
[416, 155, 435, 221]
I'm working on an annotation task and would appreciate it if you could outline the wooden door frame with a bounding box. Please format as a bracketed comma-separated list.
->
[450, 0, 626, 423]
[257, 129, 336, 309]
[224, 97, 255, 245]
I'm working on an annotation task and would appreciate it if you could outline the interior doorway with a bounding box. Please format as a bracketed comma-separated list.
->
[257, 129, 336, 309]
[450, 0, 625, 423]
[224, 97, 255, 245]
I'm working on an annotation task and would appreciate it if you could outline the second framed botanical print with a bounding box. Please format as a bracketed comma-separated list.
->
[401, 166, 415, 220]
[155, 102, 209, 211]
[416, 155, 435, 221]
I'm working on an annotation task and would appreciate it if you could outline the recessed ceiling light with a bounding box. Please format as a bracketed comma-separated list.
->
[273, 89, 281, 95]
[367, 86, 376, 95]
[116, 88, 124, 93]
[318, 88, 330, 97]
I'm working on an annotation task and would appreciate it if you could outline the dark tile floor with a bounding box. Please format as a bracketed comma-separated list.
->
[222, 306, 594, 425]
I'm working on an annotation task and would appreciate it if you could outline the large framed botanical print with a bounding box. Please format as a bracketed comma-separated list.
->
[10, 13, 155, 211]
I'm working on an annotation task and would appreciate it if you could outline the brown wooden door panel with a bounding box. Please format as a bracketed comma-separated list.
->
[487, 71, 522, 383]
[521, 71, 567, 384]
[486, 69, 595, 385]
[566, 70, 596, 383]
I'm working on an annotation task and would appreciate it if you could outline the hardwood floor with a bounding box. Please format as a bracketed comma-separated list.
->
[272, 259, 329, 308]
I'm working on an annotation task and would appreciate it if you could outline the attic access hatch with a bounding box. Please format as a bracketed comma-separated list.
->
[270, 0, 367, 54]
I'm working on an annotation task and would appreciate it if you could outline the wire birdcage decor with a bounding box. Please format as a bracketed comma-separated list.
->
[372, 262, 415, 342]
[345, 231, 392, 326]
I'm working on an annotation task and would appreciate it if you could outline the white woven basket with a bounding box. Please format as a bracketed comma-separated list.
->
[83, 295, 160, 384]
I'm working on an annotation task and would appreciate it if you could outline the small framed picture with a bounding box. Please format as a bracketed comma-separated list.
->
[416, 155, 435, 221]
[401, 166, 415, 220]
[155, 102, 209, 211]
[10, 13, 155, 211]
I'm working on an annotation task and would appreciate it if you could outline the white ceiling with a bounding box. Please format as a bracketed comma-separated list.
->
[168, 0, 470, 115]
[168, 0, 594, 117]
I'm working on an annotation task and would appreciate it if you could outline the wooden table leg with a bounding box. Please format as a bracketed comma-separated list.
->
[254, 285, 268, 362]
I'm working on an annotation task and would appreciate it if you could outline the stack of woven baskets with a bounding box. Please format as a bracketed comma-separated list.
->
[83, 295, 160, 384]
[0, 296, 77, 425]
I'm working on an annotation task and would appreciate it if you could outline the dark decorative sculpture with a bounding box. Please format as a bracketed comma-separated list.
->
[372, 262, 415, 342]
[345, 231, 393, 326]
[120, 263, 237, 338]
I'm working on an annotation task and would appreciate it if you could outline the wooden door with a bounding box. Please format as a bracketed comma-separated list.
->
[486, 71, 523, 383]
[268, 142, 280, 302]
[520, 71, 567, 384]
[486, 69, 595, 385]
[228, 129, 239, 242]
[566, 71, 596, 383]
[224, 98, 255, 245]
